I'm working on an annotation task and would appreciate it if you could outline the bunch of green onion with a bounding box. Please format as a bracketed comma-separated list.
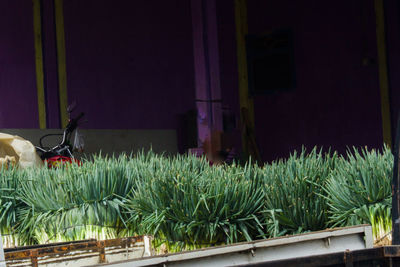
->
[0, 147, 394, 250]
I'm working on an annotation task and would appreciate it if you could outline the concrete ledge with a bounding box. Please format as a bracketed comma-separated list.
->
[0, 129, 178, 156]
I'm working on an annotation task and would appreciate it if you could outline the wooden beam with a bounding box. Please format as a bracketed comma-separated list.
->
[235, 0, 255, 155]
[191, 0, 212, 148]
[54, 0, 69, 128]
[392, 114, 400, 245]
[33, 0, 47, 129]
[375, 0, 392, 146]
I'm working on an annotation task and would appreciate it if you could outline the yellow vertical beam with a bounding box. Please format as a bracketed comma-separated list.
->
[33, 0, 47, 129]
[375, 0, 392, 146]
[54, 0, 69, 127]
[235, 0, 255, 152]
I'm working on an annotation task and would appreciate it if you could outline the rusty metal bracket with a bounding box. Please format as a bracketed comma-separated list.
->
[384, 246, 400, 257]
[97, 240, 106, 263]
[30, 249, 39, 267]
[344, 249, 353, 267]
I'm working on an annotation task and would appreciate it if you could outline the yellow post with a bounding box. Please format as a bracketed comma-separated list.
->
[235, 0, 255, 154]
[375, 0, 392, 146]
[54, 0, 69, 127]
[33, 0, 47, 129]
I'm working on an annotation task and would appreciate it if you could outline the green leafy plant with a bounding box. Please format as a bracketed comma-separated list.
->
[325, 146, 392, 243]
[261, 148, 337, 236]
[124, 154, 266, 251]
[16, 155, 135, 244]
[0, 166, 25, 246]
[0, 147, 394, 249]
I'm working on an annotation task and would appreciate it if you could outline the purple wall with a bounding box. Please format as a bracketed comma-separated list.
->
[1, 0, 398, 161]
[216, 0, 242, 152]
[62, 0, 196, 130]
[386, 0, 400, 134]
[0, 1, 39, 128]
[246, 0, 383, 161]
[0, 0, 196, 131]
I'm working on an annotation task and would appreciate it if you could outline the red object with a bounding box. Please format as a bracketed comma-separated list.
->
[45, 156, 81, 168]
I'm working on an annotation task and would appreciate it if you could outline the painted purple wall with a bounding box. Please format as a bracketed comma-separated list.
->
[1, 1, 397, 161]
[386, 0, 400, 134]
[246, 0, 383, 161]
[0, 1, 38, 128]
[62, 0, 196, 130]
[216, 0, 242, 151]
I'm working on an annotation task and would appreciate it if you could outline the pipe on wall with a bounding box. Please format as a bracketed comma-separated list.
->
[54, 0, 69, 128]
[33, 0, 47, 129]
[375, 0, 392, 146]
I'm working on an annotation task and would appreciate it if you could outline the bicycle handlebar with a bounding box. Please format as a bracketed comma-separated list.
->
[59, 112, 85, 147]
[36, 111, 85, 158]
[65, 112, 85, 134]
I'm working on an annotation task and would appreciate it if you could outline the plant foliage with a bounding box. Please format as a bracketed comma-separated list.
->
[325, 146, 392, 242]
[0, 147, 394, 249]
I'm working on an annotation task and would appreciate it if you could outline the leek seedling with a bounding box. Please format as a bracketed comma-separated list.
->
[261, 147, 337, 236]
[325, 146, 392, 244]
